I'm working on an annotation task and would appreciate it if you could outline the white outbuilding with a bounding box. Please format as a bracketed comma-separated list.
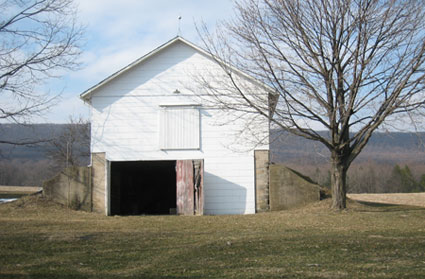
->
[80, 37, 272, 215]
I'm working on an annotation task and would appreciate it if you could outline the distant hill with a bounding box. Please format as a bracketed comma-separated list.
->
[0, 123, 90, 186]
[1, 124, 424, 165]
[1, 124, 424, 191]
[270, 130, 425, 165]
[0, 124, 60, 160]
[0, 123, 89, 162]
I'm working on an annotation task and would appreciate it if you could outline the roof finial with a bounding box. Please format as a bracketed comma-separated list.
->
[178, 15, 182, 36]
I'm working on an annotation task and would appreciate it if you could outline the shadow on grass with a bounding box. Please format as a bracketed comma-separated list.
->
[1, 274, 204, 279]
[354, 200, 425, 212]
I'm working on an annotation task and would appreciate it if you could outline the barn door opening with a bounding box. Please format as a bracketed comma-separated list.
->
[176, 159, 204, 215]
[109, 160, 203, 216]
[110, 161, 176, 215]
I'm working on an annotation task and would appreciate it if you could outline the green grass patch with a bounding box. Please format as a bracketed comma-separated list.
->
[0, 196, 424, 278]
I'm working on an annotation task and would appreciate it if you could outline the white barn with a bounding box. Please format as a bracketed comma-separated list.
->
[80, 37, 272, 215]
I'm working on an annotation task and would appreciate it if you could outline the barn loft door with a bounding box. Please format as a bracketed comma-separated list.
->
[176, 160, 204, 215]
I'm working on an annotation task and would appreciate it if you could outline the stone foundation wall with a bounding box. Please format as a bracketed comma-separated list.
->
[91, 152, 106, 214]
[255, 150, 270, 212]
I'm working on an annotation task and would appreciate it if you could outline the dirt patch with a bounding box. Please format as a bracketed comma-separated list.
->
[347, 193, 425, 207]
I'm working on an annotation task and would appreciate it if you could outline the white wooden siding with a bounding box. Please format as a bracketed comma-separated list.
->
[89, 40, 268, 215]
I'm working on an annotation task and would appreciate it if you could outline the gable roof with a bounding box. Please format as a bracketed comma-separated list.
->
[80, 36, 275, 102]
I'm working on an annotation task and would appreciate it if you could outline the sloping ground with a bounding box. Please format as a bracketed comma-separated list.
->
[348, 193, 425, 207]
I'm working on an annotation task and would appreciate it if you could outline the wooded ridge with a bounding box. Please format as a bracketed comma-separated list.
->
[0, 124, 424, 193]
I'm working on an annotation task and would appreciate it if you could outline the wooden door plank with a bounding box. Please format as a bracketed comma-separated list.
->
[176, 160, 194, 215]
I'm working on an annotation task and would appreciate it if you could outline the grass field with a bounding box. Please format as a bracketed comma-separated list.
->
[0, 196, 424, 278]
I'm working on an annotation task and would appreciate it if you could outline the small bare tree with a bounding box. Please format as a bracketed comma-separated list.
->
[198, 0, 425, 209]
[0, 0, 83, 127]
[47, 116, 90, 171]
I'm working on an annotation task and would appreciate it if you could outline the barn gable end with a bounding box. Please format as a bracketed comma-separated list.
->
[81, 37, 271, 215]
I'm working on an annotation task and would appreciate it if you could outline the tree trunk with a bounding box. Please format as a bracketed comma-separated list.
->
[331, 154, 348, 209]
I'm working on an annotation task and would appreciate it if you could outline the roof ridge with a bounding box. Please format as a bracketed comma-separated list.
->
[80, 36, 274, 102]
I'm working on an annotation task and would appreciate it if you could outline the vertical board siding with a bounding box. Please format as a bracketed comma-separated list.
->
[160, 107, 200, 150]
[89, 40, 268, 214]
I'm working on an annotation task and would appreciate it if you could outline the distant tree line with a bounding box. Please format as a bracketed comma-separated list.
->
[386, 165, 425, 193]
[299, 162, 425, 194]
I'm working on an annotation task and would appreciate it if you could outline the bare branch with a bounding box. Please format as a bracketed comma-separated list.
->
[197, 0, 425, 209]
[0, 0, 83, 125]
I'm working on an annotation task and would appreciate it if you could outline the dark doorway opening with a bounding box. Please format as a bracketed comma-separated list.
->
[110, 160, 176, 215]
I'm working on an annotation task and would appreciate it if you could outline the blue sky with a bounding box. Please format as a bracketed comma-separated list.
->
[41, 0, 235, 123]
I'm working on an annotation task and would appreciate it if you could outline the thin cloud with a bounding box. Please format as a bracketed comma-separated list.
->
[39, 0, 235, 123]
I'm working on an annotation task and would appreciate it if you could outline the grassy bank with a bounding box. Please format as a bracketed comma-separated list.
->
[0, 196, 424, 278]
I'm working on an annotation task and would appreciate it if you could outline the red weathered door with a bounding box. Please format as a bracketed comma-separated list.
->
[176, 160, 194, 215]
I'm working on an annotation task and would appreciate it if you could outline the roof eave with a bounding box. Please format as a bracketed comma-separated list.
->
[79, 36, 276, 101]
[79, 36, 185, 101]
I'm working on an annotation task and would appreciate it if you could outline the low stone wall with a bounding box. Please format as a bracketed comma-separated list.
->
[43, 167, 92, 211]
[269, 164, 321, 210]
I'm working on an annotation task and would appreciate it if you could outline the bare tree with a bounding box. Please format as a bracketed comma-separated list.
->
[198, 0, 425, 209]
[46, 116, 90, 171]
[0, 0, 83, 127]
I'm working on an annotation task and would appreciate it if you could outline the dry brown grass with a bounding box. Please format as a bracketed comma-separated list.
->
[1, 195, 425, 278]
